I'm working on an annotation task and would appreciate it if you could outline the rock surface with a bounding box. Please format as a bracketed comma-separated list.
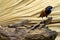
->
[0, 17, 58, 40]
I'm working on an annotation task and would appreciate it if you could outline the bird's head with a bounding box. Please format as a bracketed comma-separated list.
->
[45, 6, 53, 14]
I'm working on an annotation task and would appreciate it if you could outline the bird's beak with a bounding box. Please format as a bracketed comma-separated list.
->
[51, 8, 54, 11]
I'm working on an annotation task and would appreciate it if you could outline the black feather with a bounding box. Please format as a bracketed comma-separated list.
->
[45, 6, 53, 14]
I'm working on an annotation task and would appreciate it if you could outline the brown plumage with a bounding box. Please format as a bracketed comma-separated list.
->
[40, 10, 47, 17]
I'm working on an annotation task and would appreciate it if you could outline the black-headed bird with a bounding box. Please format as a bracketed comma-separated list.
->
[39, 6, 53, 18]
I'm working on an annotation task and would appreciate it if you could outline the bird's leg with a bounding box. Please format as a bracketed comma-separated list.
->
[46, 16, 47, 18]
[46, 16, 49, 19]
[41, 17, 44, 22]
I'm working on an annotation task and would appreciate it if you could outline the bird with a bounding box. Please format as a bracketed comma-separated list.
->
[39, 6, 53, 18]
